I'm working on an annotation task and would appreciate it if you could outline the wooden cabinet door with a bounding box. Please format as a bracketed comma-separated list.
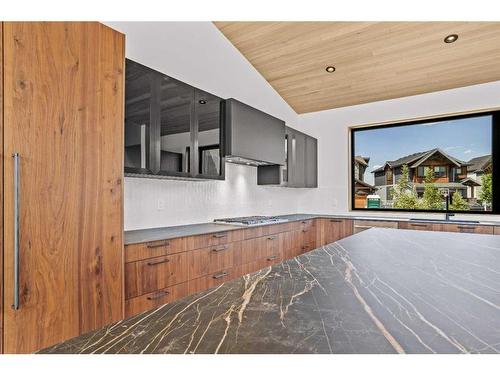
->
[2, 22, 125, 353]
[321, 219, 353, 245]
[280, 230, 302, 260]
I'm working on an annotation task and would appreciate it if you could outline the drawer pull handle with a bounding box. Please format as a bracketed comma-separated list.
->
[409, 223, 429, 227]
[267, 236, 277, 240]
[329, 219, 342, 223]
[302, 229, 308, 233]
[147, 291, 170, 300]
[213, 271, 229, 279]
[147, 258, 170, 266]
[457, 226, 475, 230]
[212, 245, 228, 252]
[267, 256, 278, 261]
[301, 245, 309, 250]
[213, 233, 227, 238]
[147, 241, 170, 249]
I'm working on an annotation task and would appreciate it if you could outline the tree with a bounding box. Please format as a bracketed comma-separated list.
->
[449, 191, 470, 211]
[479, 173, 492, 207]
[419, 168, 444, 210]
[391, 164, 419, 209]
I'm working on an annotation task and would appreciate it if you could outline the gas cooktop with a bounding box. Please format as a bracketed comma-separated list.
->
[214, 216, 289, 226]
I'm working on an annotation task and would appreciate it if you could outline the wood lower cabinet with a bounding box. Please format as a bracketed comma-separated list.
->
[318, 219, 353, 245]
[399, 221, 495, 235]
[125, 253, 189, 299]
[398, 222, 440, 231]
[353, 220, 398, 234]
[495, 227, 500, 235]
[123, 219, 323, 319]
[188, 242, 242, 280]
[1, 22, 125, 354]
[125, 282, 190, 318]
[439, 223, 494, 235]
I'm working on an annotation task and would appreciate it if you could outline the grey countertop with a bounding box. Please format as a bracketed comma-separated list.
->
[42, 228, 500, 353]
[124, 213, 500, 245]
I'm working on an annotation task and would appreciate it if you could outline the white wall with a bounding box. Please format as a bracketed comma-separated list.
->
[295, 80, 500, 220]
[105, 22, 308, 230]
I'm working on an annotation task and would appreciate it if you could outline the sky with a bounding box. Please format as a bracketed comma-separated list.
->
[354, 115, 492, 185]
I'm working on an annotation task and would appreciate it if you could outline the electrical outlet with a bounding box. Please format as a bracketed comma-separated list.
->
[157, 198, 166, 210]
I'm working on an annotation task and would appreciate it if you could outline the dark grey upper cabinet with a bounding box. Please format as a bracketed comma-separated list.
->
[288, 127, 306, 187]
[305, 135, 318, 188]
[124, 59, 224, 180]
[257, 126, 317, 188]
[224, 98, 285, 166]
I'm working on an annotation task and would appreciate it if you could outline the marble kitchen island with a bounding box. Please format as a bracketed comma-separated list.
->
[41, 228, 500, 354]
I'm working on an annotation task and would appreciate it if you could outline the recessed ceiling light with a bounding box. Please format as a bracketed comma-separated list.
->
[444, 34, 458, 44]
[198, 99, 207, 104]
[325, 66, 336, 73]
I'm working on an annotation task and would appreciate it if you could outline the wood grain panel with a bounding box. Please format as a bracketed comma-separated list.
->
[398, 222, 440, 231]
[186, 230, 244, 250]
[353, 220, 399, 234]
[125, 252, 189, 299]
[188, 267, 240, 296]
[125, 282, 189, 318]
[188, 241, 242, 280]
[439, 223, 494, 235]
[214, 22, 500, 113]
[280, 230, 302, 259]
[125, 237, 187, 263]
[495, 227, 500, 235]
[2, 22, 124, 353]
[318, 219, 353, 245]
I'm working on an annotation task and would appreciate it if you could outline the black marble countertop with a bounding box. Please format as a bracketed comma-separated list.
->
[42, 228, 500, 354]
[124, 213, 500, 245]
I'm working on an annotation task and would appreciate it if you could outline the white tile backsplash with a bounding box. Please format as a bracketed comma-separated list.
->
[124, 162, 311, 230]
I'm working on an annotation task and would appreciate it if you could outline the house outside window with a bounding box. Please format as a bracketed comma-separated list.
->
[434, 166, 446, 178]
[417, 166, 430, 177]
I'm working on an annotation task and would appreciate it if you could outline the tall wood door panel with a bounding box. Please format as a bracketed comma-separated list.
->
[0, 21, 4, 354]
[2, 22, 125, 353]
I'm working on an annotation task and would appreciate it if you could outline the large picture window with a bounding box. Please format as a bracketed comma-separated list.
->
[351, 110, 499, 213]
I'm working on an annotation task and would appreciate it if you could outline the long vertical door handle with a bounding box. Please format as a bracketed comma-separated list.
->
[12, 153, 20, 310]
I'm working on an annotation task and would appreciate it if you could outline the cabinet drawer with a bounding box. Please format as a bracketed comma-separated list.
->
[321, 219, 353, 245]
[186, 230, 243, 250]
[495, 226, 500, 235]
[188, 242, 242, 280]
[125, 282, 189, 318]
[188, 267, 240, 295]
[240, 234, 281, 264]
[353, 220, 398, 233]
[125, 237, 186, 263]
[125, 252, 189, 299]
[440, 224, 494, 235]
[398, 222, 438, 231]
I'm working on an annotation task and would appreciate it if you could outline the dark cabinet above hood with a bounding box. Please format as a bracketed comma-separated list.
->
[223, 98, 286, 166]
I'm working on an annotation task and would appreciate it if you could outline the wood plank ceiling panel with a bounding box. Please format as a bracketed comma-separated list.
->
[214, 22, 500, 113]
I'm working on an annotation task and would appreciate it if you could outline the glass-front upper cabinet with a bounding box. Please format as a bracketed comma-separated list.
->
[158, 76, 194, 177]
[124, 60, 153, 174]
[124, 59, 225, 180]
[195, 89, 224, 179]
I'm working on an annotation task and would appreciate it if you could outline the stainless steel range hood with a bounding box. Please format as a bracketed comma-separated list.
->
[223, 98, 286, 166]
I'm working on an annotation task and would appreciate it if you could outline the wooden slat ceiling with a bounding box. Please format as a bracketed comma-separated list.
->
[214, 22, 500, 114]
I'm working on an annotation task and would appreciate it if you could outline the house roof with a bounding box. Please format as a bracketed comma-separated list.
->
[467, 155, 492, 173]
[354, 178, 375, 189]
[354, 155, 370, 167]
[459, 177, 481, 186]
[371, 148, 469, 173]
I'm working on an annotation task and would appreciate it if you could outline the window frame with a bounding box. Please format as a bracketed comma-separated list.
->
[350, 109, 500, 214]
